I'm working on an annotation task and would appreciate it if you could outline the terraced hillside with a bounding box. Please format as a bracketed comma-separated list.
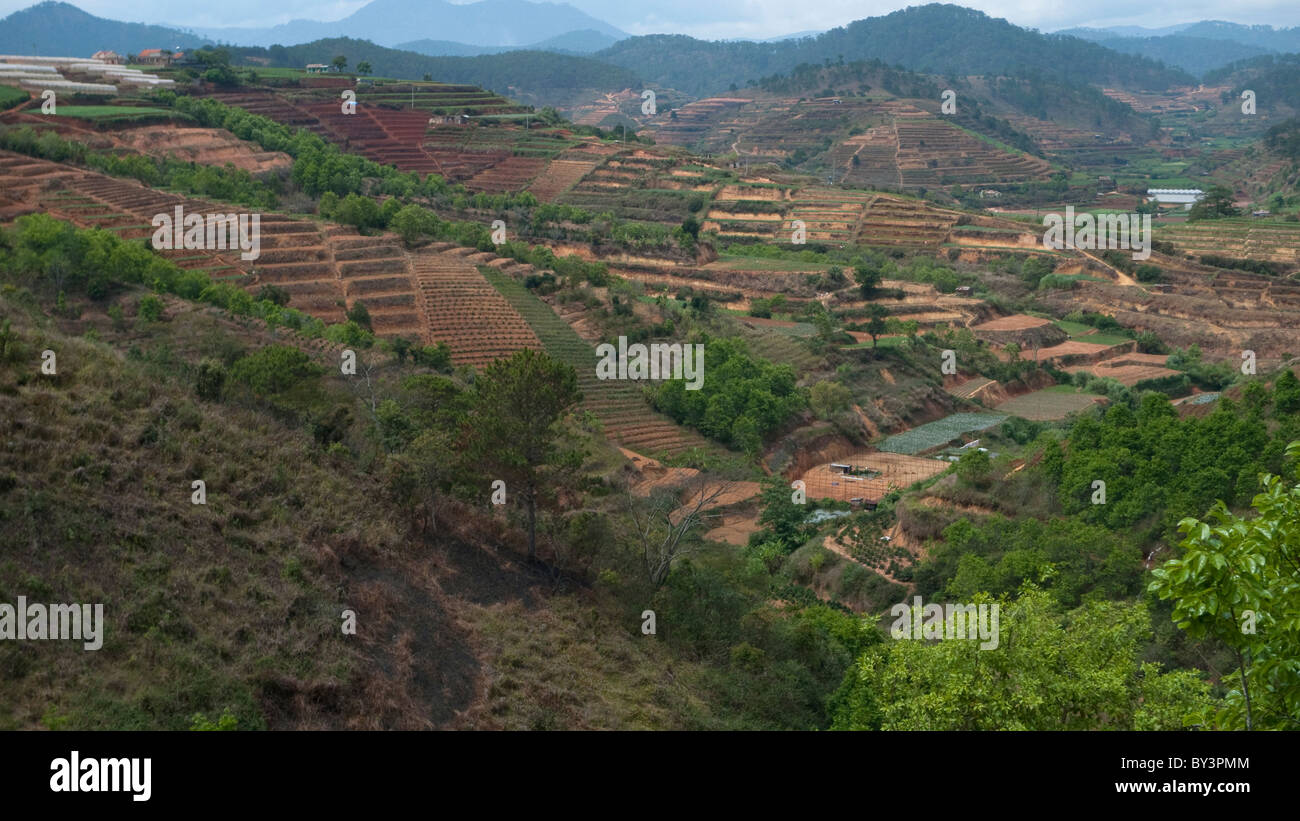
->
[0, 149, 546, 364]
[200, 86, 578, 186]
[649, 97, 750, 147]
[355, 83, 528, 118]
[893, 118, 1052, 186]
[557, 150, 721, 223]
[857, 195, 960, 249]
[1037, 252, 1300, 359]
[527, 157, 600, 201]
[410, 248, 541, 367]
[481, 267, 721, 457]
[790, 187, 876, 243]
[1158, 218, 1300, 265]
[297, 100, 447, 176]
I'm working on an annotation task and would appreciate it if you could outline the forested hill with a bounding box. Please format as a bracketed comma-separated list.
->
[596, 4, 1193, 97]
[1206, 53, 1300, 102]
[229, 38, 641, 96]
[1062, 32, 1271, 77]
[0, 1, 209, 56]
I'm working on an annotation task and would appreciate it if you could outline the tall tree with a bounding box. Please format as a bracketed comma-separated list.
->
[1149, 441, 1300, 730]
[854, 263, 882, 297]
[865, 303, 890, 350]
[1188, 185, 1240, 221]
[469, 348, 584, 559]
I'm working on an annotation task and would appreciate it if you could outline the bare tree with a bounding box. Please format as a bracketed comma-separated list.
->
[629, 478, 734, 587]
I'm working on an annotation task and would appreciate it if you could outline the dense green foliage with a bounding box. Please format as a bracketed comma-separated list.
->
[0, 125, 278, 208]
[1149, 442, 1300, 730]
[831, 588, 1208, 730]
[651, 337, 805, 452]
[913, 515, 1143, 607]
[0, 214, 360, 343]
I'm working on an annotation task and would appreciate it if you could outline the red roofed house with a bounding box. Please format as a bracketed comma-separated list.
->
[137, 49, 182, 66]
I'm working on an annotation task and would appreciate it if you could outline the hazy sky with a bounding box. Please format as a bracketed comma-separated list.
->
[5, 0, 1299, 38]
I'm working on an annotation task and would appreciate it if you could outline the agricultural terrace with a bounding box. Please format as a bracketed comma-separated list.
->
[799, 451, 950, 503]
[994, 385, 1107, 421]
[878, 412, 1007, 455]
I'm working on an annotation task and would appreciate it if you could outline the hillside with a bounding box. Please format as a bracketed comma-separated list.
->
[182, 0, 627, 50]
[596, 4, 1192, 96]
[396, 30, 622, 58]
[1061, 33, 1273, 77]
[4, 2, 1300, 747]
[0, 1, 210, 55]
[0, 284, 744, 730]
[226, 39, 641, 103]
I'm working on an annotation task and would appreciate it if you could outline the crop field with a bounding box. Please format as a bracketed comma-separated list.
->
[995, 386, 1105, 420]
[878, 412, 1007, 454]
[0, 84, 27, 110]
[975, 315, 1053, 332]
[799, 451, 951, 503]
[482, 267, 721, 457]
[842, 335, 909, 350]
[52, 105, 185, 120]
[947, 377, 998, 400]
[410, 251, 541, 365]
[527, 157, 600, 200]
[1157, 218, 1300, 264]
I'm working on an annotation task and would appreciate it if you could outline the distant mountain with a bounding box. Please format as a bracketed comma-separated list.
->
[720, 31, 825, 43]
[1058, 24, 1195, 38]
[229, 37, 640, 101]
[392, 40, 513, 58]
[597, 4, 1191, 97]
[1063, 21, 1300, 61]
[530, 29, 623, 54]
[1177, 21, 1300, 54]
[396, 29, 621, 57]
[180, 0, 626, 49]
[1062, 32, 1272, 76]
[0, 1, 210, 56]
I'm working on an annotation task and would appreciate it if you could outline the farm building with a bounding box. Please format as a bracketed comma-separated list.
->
[91, 50, 125, 64]
[1146, 188, 1204, 209]
[305, 64, 329, 73]
[136, 49, 182, 66]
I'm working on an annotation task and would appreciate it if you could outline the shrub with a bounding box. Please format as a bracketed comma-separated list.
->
[257, 284, 290, 306]
[229, 345, 323, 395]
[138, 293, 165, 322]
[194, 358, 227, 401]
[346, 301, 372, 330]
[413, 342, 452, 371]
